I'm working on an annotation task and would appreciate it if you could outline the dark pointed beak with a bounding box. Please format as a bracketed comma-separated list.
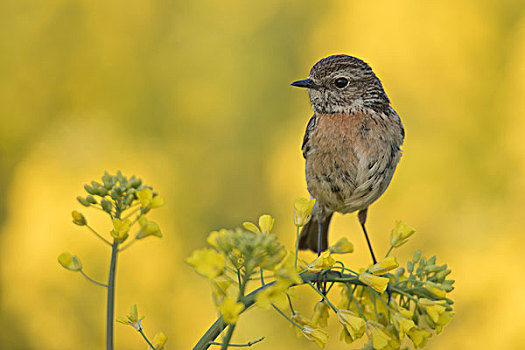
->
[291, 78, 318, 89]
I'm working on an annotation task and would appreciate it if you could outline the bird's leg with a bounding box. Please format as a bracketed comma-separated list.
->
[316, 221, 328, 294]
[358, 209, 392, 301]
[358, 208, 377, 264]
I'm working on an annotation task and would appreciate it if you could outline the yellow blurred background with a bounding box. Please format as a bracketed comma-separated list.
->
[1, 0, 525, 349]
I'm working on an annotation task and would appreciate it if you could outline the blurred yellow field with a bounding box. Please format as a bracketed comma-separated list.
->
[1, 1, 525, 349]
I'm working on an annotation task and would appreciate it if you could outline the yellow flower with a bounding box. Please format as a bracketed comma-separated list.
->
[369, 257, 399, 275]
[301, 326, 328, 348]
[258, 214, 274, 234]
[219, 296, 245, 324]
[358, 273, 389, 293]
[242, 214, 275, 234]
[275, 254, 302, 284]
[110, 218, 131, 242]
[435, 311, 454, 334]
[424, 284, 447, 298]
[116, 304, 143, 331]
[151, 331, 167, 350]
[294, 198, 316, 226]
[367, 321, 392, 350]
[407, 328, 432, 348]
[337, 309, 365, 342]
[136, 216, 162, 239]
[307, 251, 336, 272]
[231, 248, 245, 266]
[185, 248, 225, 279]
[390, 221, 415, 248]
[136, 188, 164, 209]
[329, 237, 354, 254]
[418, 298, 447, 323]
[58, 252, 82, 271]
[312, 300, 330, 327]
[255, 279, 291, 309]
[211, 280, 233, 306]
[71, 211, 87, 226]
[242, 221, 260, 233]
[392, 312, 416, 339]
[207, 229, 226, 248]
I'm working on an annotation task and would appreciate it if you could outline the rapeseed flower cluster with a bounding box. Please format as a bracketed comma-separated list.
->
[188, 199, 455, 350]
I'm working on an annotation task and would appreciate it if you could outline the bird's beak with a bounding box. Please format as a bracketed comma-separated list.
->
[291, 78, 318, 89]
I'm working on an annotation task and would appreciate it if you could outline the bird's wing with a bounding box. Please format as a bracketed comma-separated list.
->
[301, 114, 317, 159]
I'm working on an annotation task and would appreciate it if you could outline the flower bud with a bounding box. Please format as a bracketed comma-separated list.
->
[84, 184, 98, 195]
[77, 196, 91, 207]
[58, 252, 82, 271]
[72, 211, 87, 226]
[294, 198, 315, 227]
[390, 221, 415, 248]
[101, 199, 113, 214]
[329, 237, 354, 254]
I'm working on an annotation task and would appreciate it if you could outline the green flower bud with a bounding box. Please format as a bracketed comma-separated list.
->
[407, 261, 414, 273]
[427, 256, 437, 265]
[97, 187, 108, 197]
[425, 264, 441, 273]
[102, 172, 114, 189]
[77, 196, 91, 207]
[101, 199, 113, 213]
[396, 267, 405, 277]
[84, 184, 98, 195]
[125, 194, 134, 206]
[412, 250, 421, 263]
[72, 211, 87, 226]
[86, 195, 97, 204]
[110, 189, 120, 200]
[58, 252, 82, 271]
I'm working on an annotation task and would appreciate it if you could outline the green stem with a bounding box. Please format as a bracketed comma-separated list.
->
[271, 305, 303, 329]
[259, 268, 265, 286]
[220, 325, 236, 350]
[86, 224, 112, 246]
[286, 293, 295, 314]
[306, 281, 338, 313]
[118, 238, 136, 252]
[139, 328, 156, 350]
[106, 240, 119, 350]
[347, 283, 368, 321]
[208, 337, 264, 347]
[390, 287, 418, 302]
[80, 269, 108, 287]
[192, 272, 363, 350]
[122, 206, 141, 220]
[385, 245, 394, 258]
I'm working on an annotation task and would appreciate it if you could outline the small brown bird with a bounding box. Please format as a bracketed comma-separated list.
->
[291, 55, 404, 263]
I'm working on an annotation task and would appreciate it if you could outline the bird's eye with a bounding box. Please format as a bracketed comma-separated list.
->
[334, 77, 349, 88]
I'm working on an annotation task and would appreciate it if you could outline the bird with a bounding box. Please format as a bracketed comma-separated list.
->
[291, 55, 404, 264]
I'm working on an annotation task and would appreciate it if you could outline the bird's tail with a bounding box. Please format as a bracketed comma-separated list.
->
[298, 212, 333, 253]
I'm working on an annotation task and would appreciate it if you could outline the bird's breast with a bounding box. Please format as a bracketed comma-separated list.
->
[304, 110, 402, 213]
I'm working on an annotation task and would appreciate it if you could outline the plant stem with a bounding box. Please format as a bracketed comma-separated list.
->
[220, 324, 236, 350]
[208, 337, 264, 347]
[385, 245, 394, 258]
[106, 240, 119, 350]
[193, 272, 363, 350]
[306, 281, 338, 313]
[86, 224, 112, 246]
[80, 269, 108, 287]
[139, 328, 156, 350]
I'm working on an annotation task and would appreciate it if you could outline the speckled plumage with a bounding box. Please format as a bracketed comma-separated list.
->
[293, 55, 404, 253]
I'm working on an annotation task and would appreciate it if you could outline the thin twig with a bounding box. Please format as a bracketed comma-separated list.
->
[80, 269, 108, 287]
